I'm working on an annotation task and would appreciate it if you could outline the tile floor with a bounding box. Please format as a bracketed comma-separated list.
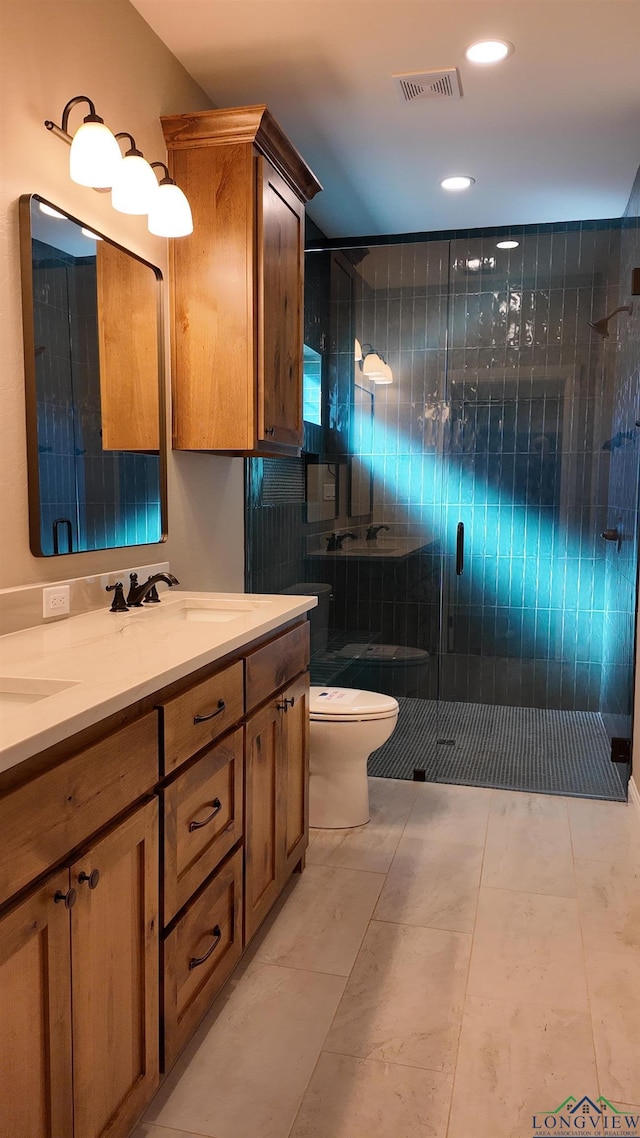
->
[134, 778, 640, 1138]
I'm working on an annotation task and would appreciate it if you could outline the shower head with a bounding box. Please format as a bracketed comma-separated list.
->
[588, 303, 634, 338]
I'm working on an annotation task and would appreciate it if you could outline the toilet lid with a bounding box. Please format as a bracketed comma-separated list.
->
[309, 686, 399, 722]
[336, 643, 429, 663]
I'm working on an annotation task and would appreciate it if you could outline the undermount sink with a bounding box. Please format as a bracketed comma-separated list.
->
[0, 677, 79, 712]
[160, 597, 274, 623]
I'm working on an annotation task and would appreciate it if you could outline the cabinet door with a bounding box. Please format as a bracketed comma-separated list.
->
[279, 674, 310, 881]
[244, 699, 281, 943]
[0, 870, 73, 1138]
[71, 799, 159, 1138]
[257, 157, 305, 449]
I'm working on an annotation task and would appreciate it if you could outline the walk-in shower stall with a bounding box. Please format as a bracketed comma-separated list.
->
[246, 204, 640, 801]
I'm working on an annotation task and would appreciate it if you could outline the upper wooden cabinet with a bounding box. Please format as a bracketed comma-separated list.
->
[161, 105, 322, 456]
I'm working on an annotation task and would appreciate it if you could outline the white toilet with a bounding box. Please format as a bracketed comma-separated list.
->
[309, 686, 399, 828]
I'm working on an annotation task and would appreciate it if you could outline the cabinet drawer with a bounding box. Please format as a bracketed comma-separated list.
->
[245, 622, 310, 712]
[163, 847, 243, 1071]
[158, 660, 244, 775]
[0, 714, 158, 909]
[163, 729, 243, 924]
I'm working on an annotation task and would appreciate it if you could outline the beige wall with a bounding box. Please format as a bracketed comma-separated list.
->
[0, 0, 245, 592]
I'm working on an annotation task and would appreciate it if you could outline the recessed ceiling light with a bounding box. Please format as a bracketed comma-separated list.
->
[81, 227, 102, 240]
[440, 175, 475, 192]
[496, 239, 520, 250]
[465, 39, 514, 65]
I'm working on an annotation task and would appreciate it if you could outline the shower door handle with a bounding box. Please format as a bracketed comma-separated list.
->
[456, 522, 465, 575]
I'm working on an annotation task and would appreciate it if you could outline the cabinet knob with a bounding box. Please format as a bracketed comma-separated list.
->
[54, 887, 77, 909]
[276, 697, 295, 712]
[188, 798, 223, 832]
[264, 426, 275, 436]
[78, 868, 100, 890]
[189, 925, 222, 970]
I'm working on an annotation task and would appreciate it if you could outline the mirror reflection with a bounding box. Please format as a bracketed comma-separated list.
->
[20, 194, 166, 556]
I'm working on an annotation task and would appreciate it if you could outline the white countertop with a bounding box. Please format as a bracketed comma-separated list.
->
[0, 591, 316, 774]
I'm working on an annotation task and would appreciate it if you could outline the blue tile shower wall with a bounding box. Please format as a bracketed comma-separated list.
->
[600, 167, 640, 746]
[347, 223, 623, 710]
[244, 459, 307, 594]
[32, 240, 160, 554]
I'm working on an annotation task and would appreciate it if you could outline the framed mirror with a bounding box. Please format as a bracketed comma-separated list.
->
[19, 194, 167, 556]
[348, 382, 374, 518]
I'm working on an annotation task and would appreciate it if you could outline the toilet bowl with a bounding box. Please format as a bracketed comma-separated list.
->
[309, 686, 399, 828]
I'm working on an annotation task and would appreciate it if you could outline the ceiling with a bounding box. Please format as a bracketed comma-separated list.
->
[131, 0, 640, 239]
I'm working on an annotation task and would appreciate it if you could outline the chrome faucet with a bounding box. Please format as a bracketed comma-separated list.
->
[126, 571, 180, 607]
[326, 531, 357, 552]
[366, 524, 390, 541]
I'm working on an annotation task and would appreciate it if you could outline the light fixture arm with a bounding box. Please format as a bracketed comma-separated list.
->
[115, 131, 144, 157]
[45, 96, 103, 144]
[360, 342, 389, 366]
[150, 161, 174, 186]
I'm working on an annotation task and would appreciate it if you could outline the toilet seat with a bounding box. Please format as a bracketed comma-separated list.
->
[309, 686, 399, 723]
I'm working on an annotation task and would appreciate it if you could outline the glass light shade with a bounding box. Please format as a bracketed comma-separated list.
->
[69, 121, 122, 188]
[39, 202, 66, 220]
[496, 239, 520, 250]
[362, 351, 384, 377]
[440, 175, 475, 192]
[111, 154, 159, 215]
[465, 39, 513, 65]
[372, 362, 393, 385]
[147, 182, 193, 237]
[354, 338, 363, 362]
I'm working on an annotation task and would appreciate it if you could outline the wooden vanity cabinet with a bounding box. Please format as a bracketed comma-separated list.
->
[0, 798, 159, 1138]
[161, 105, 322, 456]
[0, 614, 311, 1132]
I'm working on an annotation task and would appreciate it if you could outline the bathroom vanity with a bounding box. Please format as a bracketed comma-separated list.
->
[0, 592, 315, 1138]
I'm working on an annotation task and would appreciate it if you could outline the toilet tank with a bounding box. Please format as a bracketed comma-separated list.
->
[281, 583, 332, 655]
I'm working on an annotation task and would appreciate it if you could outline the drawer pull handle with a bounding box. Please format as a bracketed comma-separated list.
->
[78, 868, 100, 890]
[189, 798, 223, 832]
[276, 697, 295, 712]
[194, 699, 226, 725]
[54, 887, 77, 910]
[189, 925, 222, 970]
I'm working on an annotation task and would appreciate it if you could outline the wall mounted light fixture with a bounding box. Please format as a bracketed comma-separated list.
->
[45, 95, 193, 237]
[356, 340, 393, 385]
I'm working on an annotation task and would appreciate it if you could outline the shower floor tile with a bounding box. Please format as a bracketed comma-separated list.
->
[368, 697, 626, 801]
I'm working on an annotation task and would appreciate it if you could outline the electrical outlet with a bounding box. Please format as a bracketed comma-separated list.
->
[43, 585, 70, 618]
[323, 483, 335, 500]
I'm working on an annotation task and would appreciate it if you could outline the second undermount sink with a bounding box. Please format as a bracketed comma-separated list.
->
[0, 677, 79, 713]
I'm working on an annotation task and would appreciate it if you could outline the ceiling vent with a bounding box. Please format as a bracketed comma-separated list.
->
[393, 69, 462, 103]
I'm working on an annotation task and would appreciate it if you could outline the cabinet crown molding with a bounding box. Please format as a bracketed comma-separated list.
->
[161, 104, 322, 204]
